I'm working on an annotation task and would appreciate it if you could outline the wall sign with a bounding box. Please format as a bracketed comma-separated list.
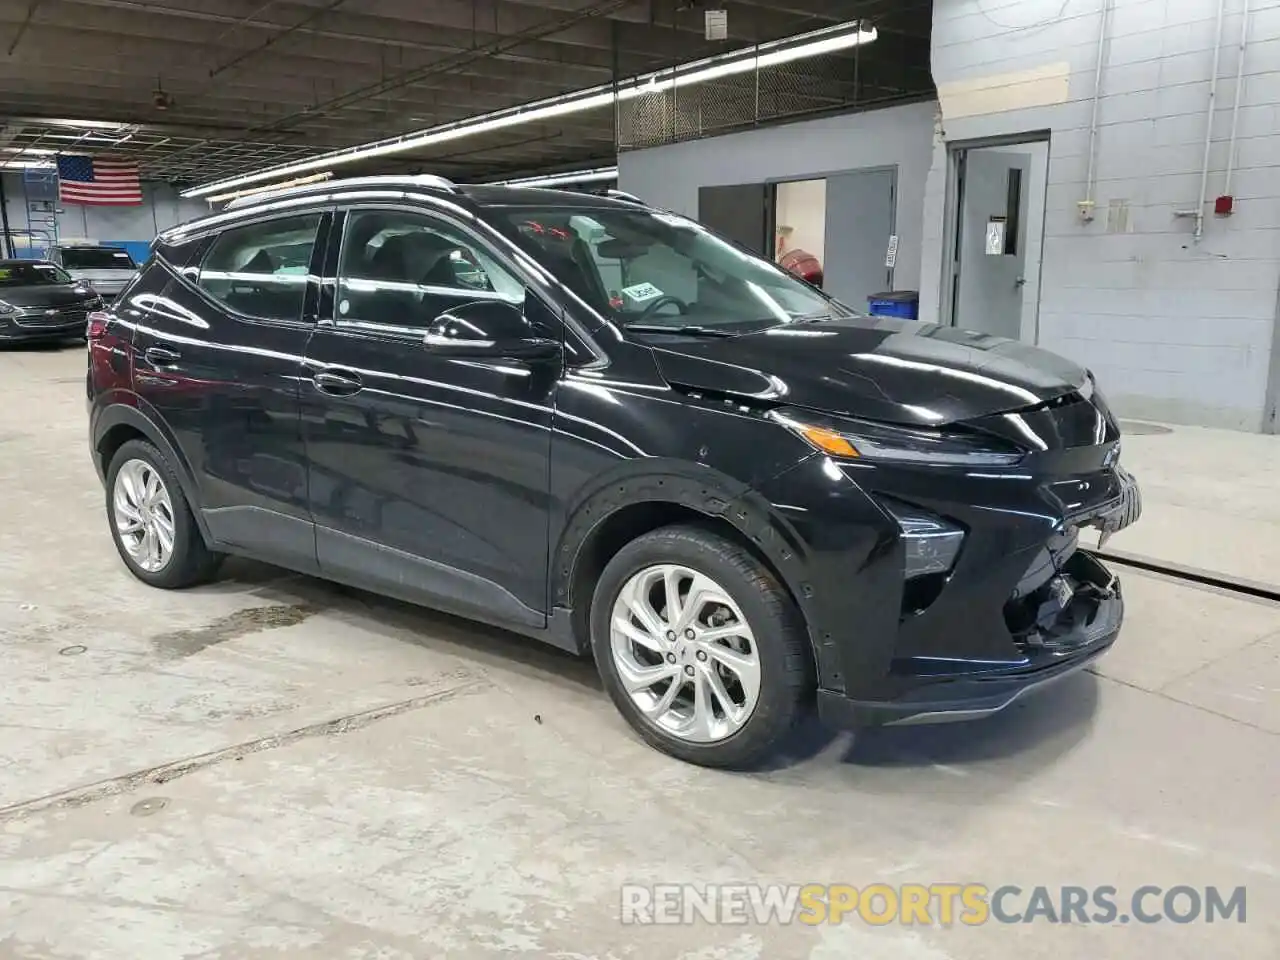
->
[884, 234, 899, 268]
[704, 10, 728, 40]
[985, 217, 1007, 256]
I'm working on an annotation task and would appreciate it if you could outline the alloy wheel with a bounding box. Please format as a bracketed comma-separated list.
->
[609, 563, 761, 743]
[113, 458, 176, 573]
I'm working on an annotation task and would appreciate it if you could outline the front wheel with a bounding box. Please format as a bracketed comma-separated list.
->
[590, 525, 812, 768]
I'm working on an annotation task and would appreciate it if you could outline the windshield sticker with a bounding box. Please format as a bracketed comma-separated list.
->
[622, 282, 663, 303]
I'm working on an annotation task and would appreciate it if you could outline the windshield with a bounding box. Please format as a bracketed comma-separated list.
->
[59, 247, 136, 270]
[488, 206, 853, 330]
[0, 262, 74, 287]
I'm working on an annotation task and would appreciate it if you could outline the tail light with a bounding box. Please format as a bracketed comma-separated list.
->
[86, 310, 110, 341]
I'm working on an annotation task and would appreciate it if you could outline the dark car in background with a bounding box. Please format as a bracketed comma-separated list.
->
[0, 259, 104, 344]
[85, 175, 1141, 769]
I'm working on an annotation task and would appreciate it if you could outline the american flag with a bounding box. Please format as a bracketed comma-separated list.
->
[56, 155, 143, 206]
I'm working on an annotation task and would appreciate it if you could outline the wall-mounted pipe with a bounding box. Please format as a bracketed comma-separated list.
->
[1223, 0, 1251, 198]
[1191, 0, 1228, 240]
[1079, 0, 1113, 222]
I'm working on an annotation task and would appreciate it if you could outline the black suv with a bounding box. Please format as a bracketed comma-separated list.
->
[87, 176, 1140, 768]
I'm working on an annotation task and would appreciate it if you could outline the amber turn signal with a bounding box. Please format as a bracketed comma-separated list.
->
[796, 424, 860, 458]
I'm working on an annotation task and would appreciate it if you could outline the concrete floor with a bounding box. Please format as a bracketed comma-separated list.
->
[1079, 419, 1280, 592]
[1, 344, 1278, 960]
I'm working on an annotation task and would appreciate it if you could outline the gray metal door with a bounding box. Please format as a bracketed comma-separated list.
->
[822, 168, 895, 311]
[698, 184, 770, 257]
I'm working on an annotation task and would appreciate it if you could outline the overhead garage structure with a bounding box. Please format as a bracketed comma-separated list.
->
[0, 2, 1279, 958]
[0, 0, 934, 186]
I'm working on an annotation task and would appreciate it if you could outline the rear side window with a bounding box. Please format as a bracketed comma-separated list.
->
[152, 232, 212, 272]
[198, 213, 321, 322]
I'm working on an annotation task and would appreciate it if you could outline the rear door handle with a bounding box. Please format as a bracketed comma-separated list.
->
[144, 346, 181, 366]
[313, 367, 363, 397]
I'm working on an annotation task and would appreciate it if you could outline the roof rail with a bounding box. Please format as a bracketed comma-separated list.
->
[605, 189, 647, 206]
[224, 174, 458, 210]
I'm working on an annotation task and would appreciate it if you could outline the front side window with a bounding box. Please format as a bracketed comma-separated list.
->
[488, 206, 853, 332]
[197, 213, 321, 322]
[335, 209, 525, 332]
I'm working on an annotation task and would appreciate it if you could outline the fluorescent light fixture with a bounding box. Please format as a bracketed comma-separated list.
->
[182, 20, 877, 199]
[32, 118, 131, 131]
[495, 166, 618, 188]
[205, 170, 334, 204]
[0, 160, 55, 170]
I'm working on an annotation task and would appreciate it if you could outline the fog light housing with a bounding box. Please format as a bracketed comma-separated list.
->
[880, 499, 965, 578]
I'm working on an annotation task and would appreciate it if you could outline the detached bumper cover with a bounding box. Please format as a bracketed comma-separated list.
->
[816, 551, 1122, 727]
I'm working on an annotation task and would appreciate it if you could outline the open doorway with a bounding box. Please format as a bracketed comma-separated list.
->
[771, 168, 897, 310]
[943, 137, 1049, 342]
[774, 178, 827, 287]
[695, 168, 899, 313]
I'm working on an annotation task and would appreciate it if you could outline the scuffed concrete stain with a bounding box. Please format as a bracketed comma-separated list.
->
[151, 604, 317, 659]
[0, 670, 488, 823]
[677, 934, 764, 959]
[808, 924, 956, 959]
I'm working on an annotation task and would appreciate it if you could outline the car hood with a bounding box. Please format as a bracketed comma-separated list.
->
[646, 316, 1089, 426]
[0, 284, 97, 308]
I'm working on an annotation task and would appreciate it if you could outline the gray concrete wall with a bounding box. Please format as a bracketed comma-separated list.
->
[617, 100, 939, 297]
[0, 171, 208, 255]
[922, 0, 1280, 431]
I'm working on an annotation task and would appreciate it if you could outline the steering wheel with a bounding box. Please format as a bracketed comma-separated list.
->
[635, 294, 690, 322]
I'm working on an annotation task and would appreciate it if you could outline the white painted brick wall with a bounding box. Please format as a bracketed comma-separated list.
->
[922, 0, 1280, 431]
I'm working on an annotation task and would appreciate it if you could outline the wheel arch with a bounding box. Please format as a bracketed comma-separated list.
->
[552, 465, 818, 664]
[94, 403, 213, 546]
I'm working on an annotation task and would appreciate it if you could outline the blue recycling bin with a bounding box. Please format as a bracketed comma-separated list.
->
[867, 291, 919, 320]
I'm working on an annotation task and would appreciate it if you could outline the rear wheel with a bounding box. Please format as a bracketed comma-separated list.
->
[106, 439, 221, 589]
[590, 525, 812, 768]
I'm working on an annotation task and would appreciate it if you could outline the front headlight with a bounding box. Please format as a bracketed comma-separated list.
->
[0, 300, 14, 315]
[768, 409, 1025, 466]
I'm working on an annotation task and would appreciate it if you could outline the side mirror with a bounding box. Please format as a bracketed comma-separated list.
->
[423, 300, 559, 360]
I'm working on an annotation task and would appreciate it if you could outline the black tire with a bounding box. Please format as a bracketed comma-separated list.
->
[105, 438, 221, 589]
[590, 524, 813, 769]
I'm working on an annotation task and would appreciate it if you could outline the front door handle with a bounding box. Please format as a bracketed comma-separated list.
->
[144, 346, 181, 366]
[313, 368, 363, 397]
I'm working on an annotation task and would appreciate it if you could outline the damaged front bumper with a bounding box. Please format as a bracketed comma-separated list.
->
[816, 551, 1122, 727]
[744, 420, 1141, 731]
